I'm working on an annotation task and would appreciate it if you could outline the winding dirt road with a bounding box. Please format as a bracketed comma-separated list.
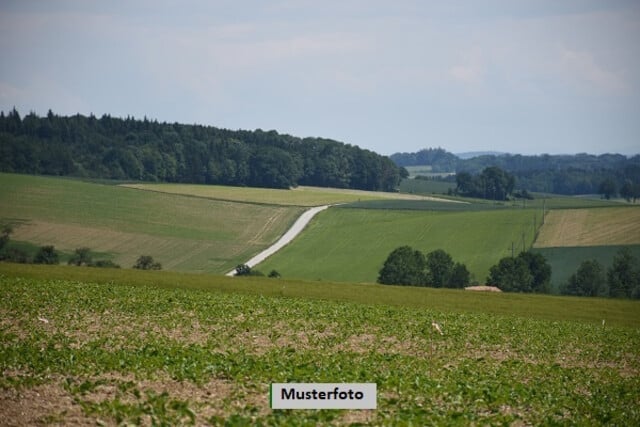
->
[226, 205, 331, 276]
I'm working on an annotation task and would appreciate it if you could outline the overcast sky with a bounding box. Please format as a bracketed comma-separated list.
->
[1, 0, 639, 156]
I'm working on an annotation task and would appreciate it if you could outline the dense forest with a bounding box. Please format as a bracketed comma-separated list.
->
[389, 148, 458, 172]
[392, 148, 640, 196]
[0, 109, 405, 191]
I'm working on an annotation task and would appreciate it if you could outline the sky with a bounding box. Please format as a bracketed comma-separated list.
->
[1, 0, 639, 156]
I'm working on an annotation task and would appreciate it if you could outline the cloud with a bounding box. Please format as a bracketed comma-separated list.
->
[449, 64, 483, 85]
[558, 47, 628, 93]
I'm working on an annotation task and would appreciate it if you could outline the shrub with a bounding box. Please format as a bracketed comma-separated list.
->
[133, 255, 162, 270]
[91, 260, 121, 268]
[33, 245, 59, 265]
[68, 247, 92, 266]
[2, 247, 29, 264]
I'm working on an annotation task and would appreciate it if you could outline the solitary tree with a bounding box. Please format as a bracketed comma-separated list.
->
[68, 247, 92, 266]
[133, 255, 162, 270]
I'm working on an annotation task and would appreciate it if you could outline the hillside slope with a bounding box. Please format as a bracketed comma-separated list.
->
[0, 173, 303, 273]
[0, 109, 404, 191]
[258, 205, 540, 283]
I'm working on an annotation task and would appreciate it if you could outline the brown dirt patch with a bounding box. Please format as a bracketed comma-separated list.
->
[0, 372, 269, 426]
[465, 286, 502, 292]
[334, 333, 428, 357]
[0, 382, 90, 426]
[234, 321, 338, 355]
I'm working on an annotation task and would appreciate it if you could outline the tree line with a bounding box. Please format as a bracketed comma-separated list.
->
[561, 248, 640, 299]
[0, 109, 405, 191]
[377, 244, 639, 299]
[392, 147, 640, 197]
[454, 167, 515, 201]
[377, 247, 470, 288]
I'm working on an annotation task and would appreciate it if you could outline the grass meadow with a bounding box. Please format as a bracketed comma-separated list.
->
[531, 205, 640, 292]
[258, 207, 542, 284]
[0, 173, 303, 273]
[1, 265, 639, 425]
[398, 178, 456, 195]
[533, 245, 640, 293]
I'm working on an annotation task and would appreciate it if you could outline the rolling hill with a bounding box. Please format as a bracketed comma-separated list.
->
[0, 173, 303, 273]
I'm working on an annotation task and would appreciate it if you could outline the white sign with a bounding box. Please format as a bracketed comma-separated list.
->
[270, 383, 377, 409]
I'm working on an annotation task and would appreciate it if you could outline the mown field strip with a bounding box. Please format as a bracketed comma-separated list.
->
[122, 183, 456, 206]
[1, 270, 639, 425]
[0, 173, 304, 273]
[258, 208, 540, 284]
[535, 206, 640, 248]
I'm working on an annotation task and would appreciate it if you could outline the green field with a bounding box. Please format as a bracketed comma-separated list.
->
[338, 199, 505, 211]
[0, 173, 303, 273]
[533, 245, 640, 293]
[258, 207, 541, 284]
[399, 178, 456, 195]
[523, 193, 627, 209]
[1, 265, 638, 425]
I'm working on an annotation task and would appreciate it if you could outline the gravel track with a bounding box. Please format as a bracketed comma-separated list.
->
[226, 205, 331, 276]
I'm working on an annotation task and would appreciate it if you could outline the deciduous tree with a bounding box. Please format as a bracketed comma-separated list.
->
[426, 249, 454, 287]
[562, 259, 606, 297]
[378, 246, 427, 286]
[518, 251, 551, 293]
[133, 255, 162, 270]
[34, 245, 59, 265]
[487, 257, 533, 292]
[607, 248, 638, 298]
[68, 247, 92, 266]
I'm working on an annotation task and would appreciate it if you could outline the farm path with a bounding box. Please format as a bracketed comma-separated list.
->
[226, 205, 332, 276]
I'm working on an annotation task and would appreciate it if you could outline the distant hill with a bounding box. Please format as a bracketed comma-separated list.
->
[455, 151, 509, 159]
[390, 147, 640, 196]
[0, 109, 404, 191]
[389, 148, 458, 171]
